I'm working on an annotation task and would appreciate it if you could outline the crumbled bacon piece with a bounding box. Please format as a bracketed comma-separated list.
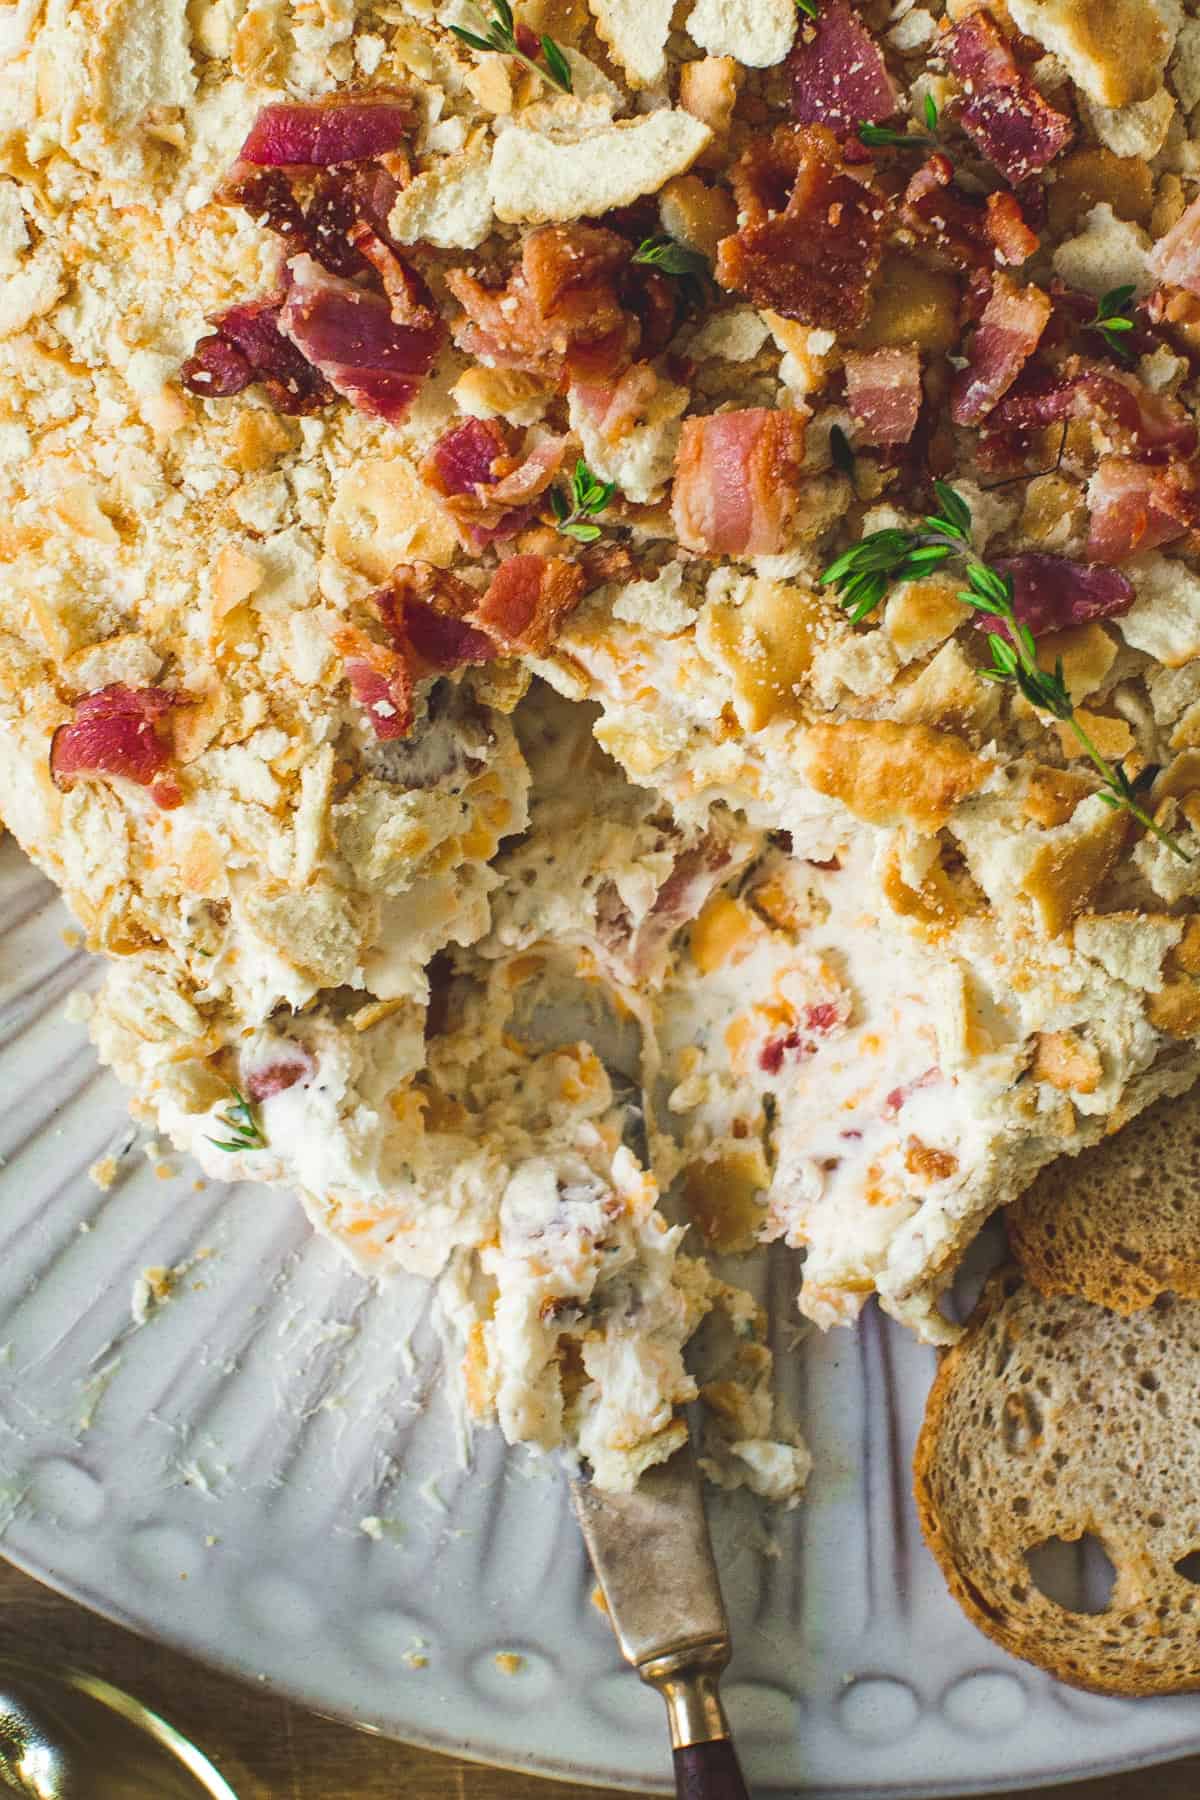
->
[654, 840, 734, 931]
[447, 224, 638, 384]
[986, 553, 1135, 635]
[335, 627, 414, 739]
[787, 0, 897, 138]
[1075, 366, 1199, 461]
[181, 298, 333, 413]
[183, 101, 434, 421]
[238, 93, 417, 167]
[243, 1046, 317, 1102]
[375, 564, 497, 673]
[951, 274, 1051, 424]
[901, 153, 1037, 271]
[353, 161, 409, 235]
[522, 222, 628, 318]
[421, 417, 532, 549]
[336, 564, 501, 740]
[50, 685, 188, 809]
[991, 360, 1198, 463]
[579, 542, 638, 590]
[985, 191, 1039, 267]
[900, 154, 976, 269]
[218, 163, 310, 246]
[844, 347, 922, 445]
[672, 407, 809, 557]
[1147, 193, 1200, 297]
[402, 601, 497, 670]
[716, 125, 883, 327]
[570, 363, 661, 444]
[1086, 457, 1200, 563]
[180, 332, 260, 399]
[597, 835, 735, 984]
[984, 365, 1071, 433]
[473, 555, 586, 655]
[219, 162, 406, 282]
[424, 417, 509, 496]
[805, 1001, 842, 1032]
[279, 253, 442, 424]
[883, 1066, 940, 1117]
[421, 422, 568, 548]
[943, 10, 1073, 187]
[486, 437, 571, 509]
[348, 223, 440, 330]
[759, 995, 847, 1075]
[298, 172, 372, 279]
[758, 1032, 814, 1075]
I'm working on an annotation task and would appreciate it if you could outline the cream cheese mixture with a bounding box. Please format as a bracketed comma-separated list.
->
[4, 0, 1200, 1491]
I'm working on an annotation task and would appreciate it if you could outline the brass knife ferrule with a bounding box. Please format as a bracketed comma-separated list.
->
[638, 1638, 732, 1749]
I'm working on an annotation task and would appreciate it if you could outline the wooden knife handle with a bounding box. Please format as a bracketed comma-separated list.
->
[673, 1739, 751, 1799]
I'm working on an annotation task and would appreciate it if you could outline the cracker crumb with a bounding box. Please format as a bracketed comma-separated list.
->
[130, 1264, 175, 1324]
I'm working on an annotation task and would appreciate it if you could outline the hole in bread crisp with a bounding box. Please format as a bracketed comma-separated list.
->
[1025, 1535, 1117, 1615]
[1174, 1552, 1200, 1585]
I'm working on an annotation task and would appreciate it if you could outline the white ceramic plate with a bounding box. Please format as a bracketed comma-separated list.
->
[2, 834, 1200, 1796]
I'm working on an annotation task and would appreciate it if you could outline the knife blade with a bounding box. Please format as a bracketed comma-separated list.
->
[571, 1440, 750, 1800]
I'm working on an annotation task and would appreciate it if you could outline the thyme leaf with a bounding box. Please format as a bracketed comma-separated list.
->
[207, 1088, 267, 1155]
[1089, 283, 1137, 363]
[552, 458, 615, 543]
[632, 235, 710, 280]
[631, 233, 714, 310]
[820, 484, 1191, 859]
[858, 123, 937, 150]
[449, 0, 572, 92]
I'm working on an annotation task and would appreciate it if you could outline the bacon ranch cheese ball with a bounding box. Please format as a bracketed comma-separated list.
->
[3, 0, 1200, 1491]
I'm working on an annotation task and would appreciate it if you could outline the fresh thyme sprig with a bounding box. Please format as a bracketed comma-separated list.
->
[207, 1088, 267, 1154]
[631, 234, 713, 309]
[1089, 283, 1136, 363]
[821, 480, 1191, 860]
[551, 459, 615, 543]
[632, 235, 709, 281]
[450, 0, 572, 93]
[859, 96, 940, 151]
[858, 123, 937, 150]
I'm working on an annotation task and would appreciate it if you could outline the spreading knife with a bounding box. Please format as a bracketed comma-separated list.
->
[571, 1440, 750, 1800]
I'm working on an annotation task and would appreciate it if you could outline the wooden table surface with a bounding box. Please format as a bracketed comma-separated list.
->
[0, 1556, 1197, 1799]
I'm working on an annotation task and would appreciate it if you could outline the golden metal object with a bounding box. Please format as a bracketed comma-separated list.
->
[641, 1649, 732, 1751]
[0, 1660, 237, 1798]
